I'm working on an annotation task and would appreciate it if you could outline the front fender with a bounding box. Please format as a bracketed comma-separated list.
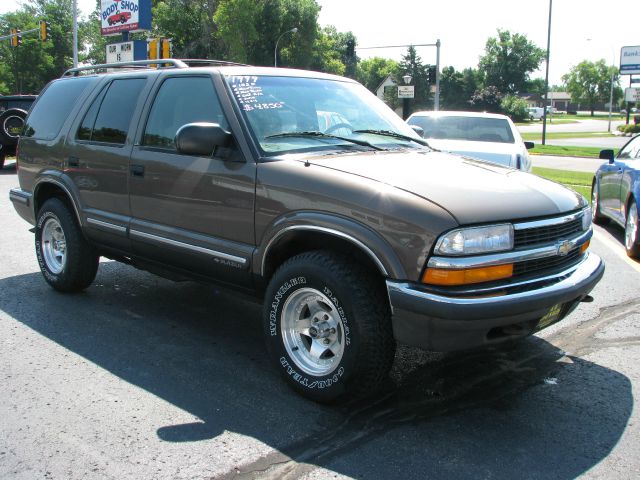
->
[254, 211, 407, 279]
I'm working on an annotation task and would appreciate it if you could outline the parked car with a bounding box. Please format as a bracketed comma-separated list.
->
[0, 94, 37, 169]
[406, 111, 534, 171]
[592, 135, 640, 257]
[10, 60, 603, 402]
[527, 107, 544, 120]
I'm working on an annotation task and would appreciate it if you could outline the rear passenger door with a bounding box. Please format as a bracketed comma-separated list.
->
[66, 76, 151, 251]
[128, 74, 256, 285]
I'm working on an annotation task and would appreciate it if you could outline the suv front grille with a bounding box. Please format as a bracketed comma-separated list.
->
[514, 246, 582, 277]
[514, 217, 582, 248]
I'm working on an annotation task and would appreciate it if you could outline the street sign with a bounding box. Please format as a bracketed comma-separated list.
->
[625, 87, 640, 102]
[398, 86, 414, 99]
[106, 40, 147, 63]
[620, 45, 640, 75]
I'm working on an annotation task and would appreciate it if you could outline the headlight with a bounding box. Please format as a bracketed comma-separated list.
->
[582, 207, 592, 231]
[434, 224, 514, 256]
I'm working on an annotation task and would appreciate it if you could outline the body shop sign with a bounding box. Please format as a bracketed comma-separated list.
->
[100, 0, 151, 36]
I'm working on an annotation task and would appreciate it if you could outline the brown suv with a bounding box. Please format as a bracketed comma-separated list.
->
[10, 60, 604, 402]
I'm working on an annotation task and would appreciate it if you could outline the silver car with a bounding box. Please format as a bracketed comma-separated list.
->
[407, 111, 534, 171]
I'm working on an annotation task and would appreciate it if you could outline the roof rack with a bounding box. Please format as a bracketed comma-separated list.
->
[61, 58, 250, 77]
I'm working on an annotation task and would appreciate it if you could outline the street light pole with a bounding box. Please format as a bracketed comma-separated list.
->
[402, 74, 412, 120]
[274, 27, 298, 67]
[72, 0, 78, 67]
[434, 39, 441, 111]
[541, 0, 552, 146]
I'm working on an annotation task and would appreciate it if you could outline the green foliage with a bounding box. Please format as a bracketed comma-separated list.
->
[479, 30, 545, 94]
[393, 46, 431, 114]
[439, 66, 480, 110]
[562, 59, 620, 116]
[617, 124, 640, 134]
[469, 86, 502, 113]
[525, 78, 546, 96]
[501, 94, 529, 121]
[310, 26, 358, 76]
[355, 57, 397, 92]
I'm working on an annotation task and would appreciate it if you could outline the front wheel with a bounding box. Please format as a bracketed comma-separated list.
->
[264, 250, 395, 403]
[35, 198, 99, 292]
[591, 180, 609, 225]
[625, 200, 640, 259]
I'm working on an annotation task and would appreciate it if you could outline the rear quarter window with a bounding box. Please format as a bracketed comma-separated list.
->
[23, 78, 95, 140]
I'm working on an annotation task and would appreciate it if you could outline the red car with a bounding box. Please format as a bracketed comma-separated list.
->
[107, 11, 131, 25]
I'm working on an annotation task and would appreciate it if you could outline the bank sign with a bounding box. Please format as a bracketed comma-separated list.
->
[620, 46, 640, 75]
[100, 0, 151, 36]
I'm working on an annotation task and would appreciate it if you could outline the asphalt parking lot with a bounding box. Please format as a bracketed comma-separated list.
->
[1, 163, 639, 480]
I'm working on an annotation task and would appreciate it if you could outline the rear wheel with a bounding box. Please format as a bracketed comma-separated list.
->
[264, 250, 395, 403]
[625, 200, 640, 259]
[35, 198, 99, 292]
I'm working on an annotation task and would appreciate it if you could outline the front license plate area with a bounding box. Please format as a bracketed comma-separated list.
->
[537, 303, 564, 330]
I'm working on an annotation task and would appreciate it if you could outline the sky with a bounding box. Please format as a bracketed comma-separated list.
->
[2, 0, 638, 86]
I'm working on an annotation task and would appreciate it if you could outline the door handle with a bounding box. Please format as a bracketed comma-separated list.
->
[67, 156, 80, 167]
[130, 165, 145, 177]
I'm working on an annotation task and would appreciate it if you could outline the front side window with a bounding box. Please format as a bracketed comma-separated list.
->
[225, 75, 423, 155]
[617, 136, 640, 160]
[143, 76, 228, 150]
[77, 78, 146, 144]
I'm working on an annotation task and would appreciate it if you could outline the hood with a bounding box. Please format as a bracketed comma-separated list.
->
[425, 139, 522, 167]
[300, 150, 585, 225]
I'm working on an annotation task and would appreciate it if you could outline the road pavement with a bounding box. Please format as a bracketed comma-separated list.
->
[1, 166, 639, 480]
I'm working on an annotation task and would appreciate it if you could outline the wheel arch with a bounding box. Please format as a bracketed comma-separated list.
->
[257, 218, 406, 284]
[33, 178, 82, 226]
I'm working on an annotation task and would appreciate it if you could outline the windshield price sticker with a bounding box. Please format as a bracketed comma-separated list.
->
[229, 76, 285, 110]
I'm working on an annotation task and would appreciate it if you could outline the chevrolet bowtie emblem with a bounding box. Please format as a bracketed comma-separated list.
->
[557, 239, 572, 256]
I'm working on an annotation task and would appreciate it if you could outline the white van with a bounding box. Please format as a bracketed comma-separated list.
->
[527, 107, 544, 120]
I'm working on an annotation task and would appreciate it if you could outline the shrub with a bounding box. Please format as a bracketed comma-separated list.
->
[501, 95, 529, 122]
[618, 124, 640, 135]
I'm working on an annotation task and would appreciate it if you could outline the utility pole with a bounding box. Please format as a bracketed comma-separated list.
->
[434, 39, 441, 111]
[541, 0, 552, 146]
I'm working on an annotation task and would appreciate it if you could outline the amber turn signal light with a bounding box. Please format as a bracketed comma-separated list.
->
[422, 263, 514, 286]
[580, 240, 590, 253]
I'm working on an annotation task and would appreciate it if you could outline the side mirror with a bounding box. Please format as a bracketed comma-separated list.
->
[599, 149, 615, 163]
[524, 141, 534, 150]
[175, 122, 231, 156]
[409, 125, 425, 137]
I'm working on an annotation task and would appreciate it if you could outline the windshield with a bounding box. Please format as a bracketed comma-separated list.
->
[407, 115, 515, 144]
[226, 75, 425, 155]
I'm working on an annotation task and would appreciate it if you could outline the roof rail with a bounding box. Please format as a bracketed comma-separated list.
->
[62, 59, 189, 77]
[178, 59, 250, 67]
[61, 58, 251, 77]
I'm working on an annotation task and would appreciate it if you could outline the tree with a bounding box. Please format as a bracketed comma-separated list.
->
[469, 86, 502, 113]
[562, 59, 621, 116]
[501, 95, 529, 121]
[392, 46, 431, 114]
[355, 57, 397, 92]
[439, 66, 480, 110]
[478, 30, 545, 95]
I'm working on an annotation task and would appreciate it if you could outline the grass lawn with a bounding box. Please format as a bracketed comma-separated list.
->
[520, 131, 614, 141]
[532, 167, 594, 202]
[515, 119, 578, 126]
[529, 144, 605, 158]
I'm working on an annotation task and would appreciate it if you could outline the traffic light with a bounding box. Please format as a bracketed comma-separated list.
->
[39, 20, 50, 41]
[161, 38, 171, 59]
[428, 65, 437, 85]
[148, 38, 159, 61]
[10, 28, 21, 47]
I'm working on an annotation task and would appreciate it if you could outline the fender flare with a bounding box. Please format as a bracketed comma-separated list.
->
[255, 211, 407, 279]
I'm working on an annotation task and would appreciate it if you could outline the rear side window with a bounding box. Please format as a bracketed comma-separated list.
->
[142, 76, 228, 150]
[23, 78, 95, 140]
[78, 78, 146, 144]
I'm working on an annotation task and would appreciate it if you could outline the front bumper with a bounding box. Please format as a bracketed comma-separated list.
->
[387, 252, 604, 351]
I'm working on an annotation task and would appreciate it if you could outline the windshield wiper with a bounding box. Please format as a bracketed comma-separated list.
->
[353, 129, 432, 147]
[265, 131, 383, 151]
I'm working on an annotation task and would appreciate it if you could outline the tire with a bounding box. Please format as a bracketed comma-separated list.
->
[624, 200, 640, 259]
[264, 250, 396, 403]
[591, 180, 609, 225]
[35, 198, 99, 292]
[0, 150, 5, 170]
[0, 108, 27, 147]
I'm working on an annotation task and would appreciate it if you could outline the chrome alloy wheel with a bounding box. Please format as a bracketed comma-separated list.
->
[281, 287, 345, 376]
[591, 187, 599, 220]
[42, 217, 67, 274]
[625, 203, 638, 251]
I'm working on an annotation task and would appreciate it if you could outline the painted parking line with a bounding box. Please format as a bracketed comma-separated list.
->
[593, 228, 640, 274]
